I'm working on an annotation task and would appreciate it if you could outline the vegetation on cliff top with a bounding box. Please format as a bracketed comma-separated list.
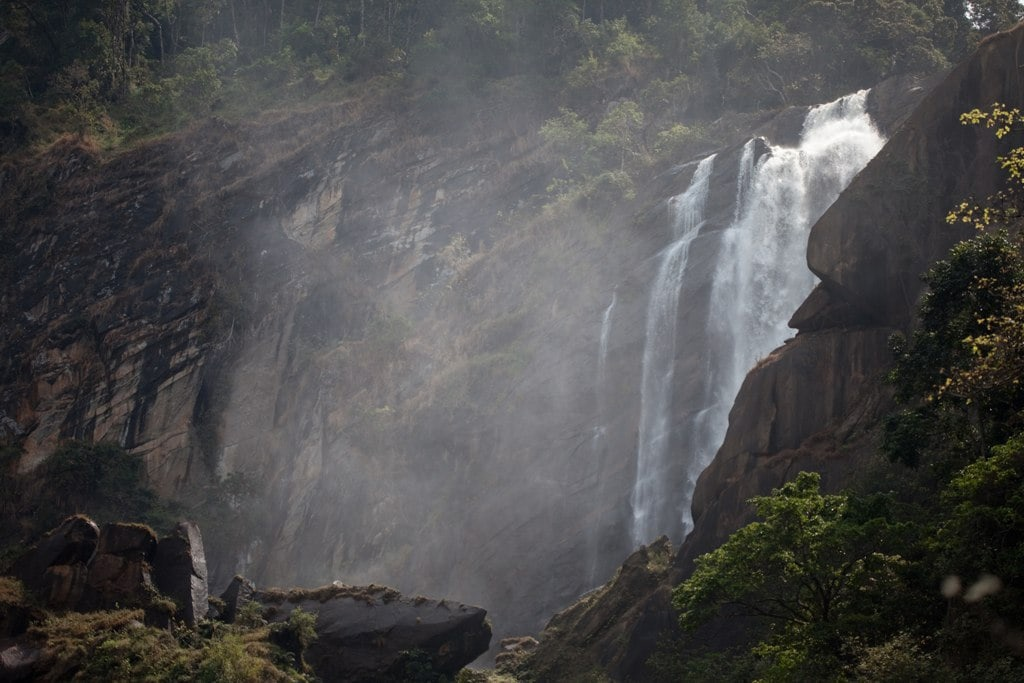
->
[1, 0, 1020, 158]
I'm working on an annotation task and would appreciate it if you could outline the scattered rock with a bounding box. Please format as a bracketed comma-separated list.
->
[9, 516, 98, 609]
[0, 642, 41, 682]
[78, 523, 158, 611]
[153, 522, 208, 627]
[218, 575, 256, 623]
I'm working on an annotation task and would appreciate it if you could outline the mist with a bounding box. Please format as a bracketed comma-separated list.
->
[3, 1, 1016, 672]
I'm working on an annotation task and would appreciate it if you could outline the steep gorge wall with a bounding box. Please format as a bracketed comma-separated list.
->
[0, 93, 655, 645]
[0, 62, 943, 659]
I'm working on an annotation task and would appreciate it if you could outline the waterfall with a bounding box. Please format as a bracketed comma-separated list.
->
[597, 292, 616, 392]
[712, 90, 884, 429]
[734, 139, 757, 223]
[628, 90, 885, 547]
[631, 154, 715, 547]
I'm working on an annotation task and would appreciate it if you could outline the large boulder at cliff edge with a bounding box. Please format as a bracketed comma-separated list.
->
[256, 583, 492, 682]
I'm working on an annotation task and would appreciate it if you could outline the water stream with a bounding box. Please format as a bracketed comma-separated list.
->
[631, 154, 716, 546]
[627, 90, 885, 547]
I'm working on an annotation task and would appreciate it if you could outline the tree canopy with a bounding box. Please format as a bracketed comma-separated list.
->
[1, 0, 1020, 153]
[672, 472, 907, 679]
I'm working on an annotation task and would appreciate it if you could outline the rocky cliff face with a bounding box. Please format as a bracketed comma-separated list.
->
[518, 23, 1024, 681]
[0, 50, 941, 661]
[1, 93, 642, 644]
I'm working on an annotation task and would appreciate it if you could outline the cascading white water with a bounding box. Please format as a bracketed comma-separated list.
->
[711, 90, 884, 439]
[631, 154, 715, 547]
[734, 139, 757, 223]
[627, 90, 884, 547]
[597, 292, 616, 391]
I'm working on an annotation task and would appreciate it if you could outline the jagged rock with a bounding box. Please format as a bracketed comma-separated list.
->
[255, 584, 491, 682]
[517, 537, 676, 681]
[153, 522, 208, 627]
[78, 523, 157, 611]
[218, 575, 256, 623]
[9, 516, 98, 609]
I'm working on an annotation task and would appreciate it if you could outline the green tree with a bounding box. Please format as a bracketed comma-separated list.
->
[886, 105, 1024, 469]
[884, 232, 1024, 467]
[672, 472, 906, 679]
[592, 99, 645, 171]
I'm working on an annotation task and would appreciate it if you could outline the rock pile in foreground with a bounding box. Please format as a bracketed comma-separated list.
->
[1, 515, 491, 682]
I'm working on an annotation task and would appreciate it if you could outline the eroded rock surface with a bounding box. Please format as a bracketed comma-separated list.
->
[77, 522, 158, 611]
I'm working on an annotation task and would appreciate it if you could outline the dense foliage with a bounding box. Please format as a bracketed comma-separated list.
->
[673, 472, 908, 679]
[668, 109, 1024, 680]
[1, 0, 1020, 155]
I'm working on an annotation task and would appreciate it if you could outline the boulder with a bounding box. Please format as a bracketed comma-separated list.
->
[153, 522, 209, 627]
[8, 516, 99, 609]
[218, 575, 256, 623]
[77, 523, 158, 611]
[256, 584, 491, 682]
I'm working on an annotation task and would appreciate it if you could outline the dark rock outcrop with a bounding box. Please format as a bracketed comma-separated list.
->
[0, 578, 31, 639]
[517, 537, 676, 681]
[256, 584, 492, 682]
[218, 574, 256, 623]
[78, 523, 158, 611]
[9, 515, 99, 610]
[153, 521, 208, 627]
[3, 517, 491, 681]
